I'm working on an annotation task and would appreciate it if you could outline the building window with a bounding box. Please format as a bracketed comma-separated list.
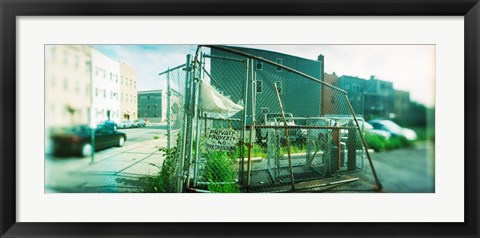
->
[130, 79, 132, 86]
[95, 66, 99, 76]
[147, 95, 150, 100]
[51, 76, 55, 89]
[103, 89, 106, 98]
[95, 88, 99, 97]
[85, 61, 91, 73]
[51, 47, 56, 60]
[75, 80, 80, 94]
[276, 58, 283, 72]
[103, 69, 106, 79]
[345, 85, 350, 91]
[256, 80, 263, 93]
[63, 50, 68, 64]
[63, 78, 68, 90]
[256, 60, 263, 70]
[74, 55, 79, 69]
[115, 75, 118, 83]
[121, 76, 123, 84]
[276, 81, 283, 94]
[121, 93, 123, 102]
[147, 105, 150, 109]
[134, 82, 136, 88]
[110, 72, 113, 81]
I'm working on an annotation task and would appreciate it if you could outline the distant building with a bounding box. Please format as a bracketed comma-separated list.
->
[120, 63, 138, 120]
[338, 75, 367, 116]
[336, 75, 395, 119]
[45, 45, 92, 128]
[210, 46, 324, 120]
[393, 90, 411, 120]
[91, 48, 120, 123]
[137, 90, 167, 122]
[363, 76, 395, 119]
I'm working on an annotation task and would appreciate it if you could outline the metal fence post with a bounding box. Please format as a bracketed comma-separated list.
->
[167, 68, 171, 150]
[190, 52, 203, 188]
[246, 59, 256, 191]
[239, 58, 249, 188]
[177, 54, 192, 193]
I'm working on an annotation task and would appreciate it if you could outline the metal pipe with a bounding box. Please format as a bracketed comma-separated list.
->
[246, 59, 255, 191]
[193, 53, 204, 188]
[240, 58, 249, 187]
[185, 54, 200, 189]
[177, 54, 192, 193]
[343, 93, 383, 191]
[158, 64, 187, 76]
[274, 82, 295, 192]
[203, 54, 246, 63]
[166, 68, 171, 150]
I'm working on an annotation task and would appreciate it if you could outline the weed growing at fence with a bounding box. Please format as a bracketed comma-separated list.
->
[204, 151, 240, 193]
[234, 143, 267, 158]
[364, 133, 411, 152]
[139, 146, 177, 193]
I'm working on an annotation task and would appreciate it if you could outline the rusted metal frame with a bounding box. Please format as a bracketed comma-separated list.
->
[201, 45, 346, 94]
[252, 125, 358, 129]
[274, 82, 296, 192]
[343, 93, 383, 191]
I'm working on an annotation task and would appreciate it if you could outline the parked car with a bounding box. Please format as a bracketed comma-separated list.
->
[361, 121, 391, 140]
[368, 119, 417, 141]
[133, 119, 146, 128]
[118, 120, 134, 129]
[50, 124, 127, 157]
[99, 120, 118, 130]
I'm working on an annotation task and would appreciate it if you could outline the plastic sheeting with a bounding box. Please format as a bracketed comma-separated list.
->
[198, 79, 243, 118]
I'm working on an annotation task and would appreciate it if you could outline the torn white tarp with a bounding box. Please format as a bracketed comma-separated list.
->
[198, 79, 243, 118]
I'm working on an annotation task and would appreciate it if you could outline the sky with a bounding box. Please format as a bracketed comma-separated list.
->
[93, 44, 435, 107]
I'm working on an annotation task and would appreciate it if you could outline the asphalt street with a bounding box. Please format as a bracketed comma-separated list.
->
[45, 125, 168, 193]
[358, 141, 435, 193]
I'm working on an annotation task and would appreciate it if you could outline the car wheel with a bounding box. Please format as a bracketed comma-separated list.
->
[81, 143, 92, 157]
[118, 137, 125, 147]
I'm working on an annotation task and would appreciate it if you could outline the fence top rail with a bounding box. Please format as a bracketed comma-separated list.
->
[198, 45, 347, 94]
[203, 54, 247, 63]
[158, 63, 187, 76]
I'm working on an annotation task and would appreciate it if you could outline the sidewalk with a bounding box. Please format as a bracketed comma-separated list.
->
[45, 138, 167, 193]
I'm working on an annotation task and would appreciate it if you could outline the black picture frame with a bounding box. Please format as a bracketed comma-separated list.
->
[1, 0, 479, 237]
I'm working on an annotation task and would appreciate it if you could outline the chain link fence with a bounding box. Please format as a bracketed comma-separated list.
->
[164, 45, 382, 193]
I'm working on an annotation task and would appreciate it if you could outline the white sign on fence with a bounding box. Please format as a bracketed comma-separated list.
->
[206, 129, 239, 151]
